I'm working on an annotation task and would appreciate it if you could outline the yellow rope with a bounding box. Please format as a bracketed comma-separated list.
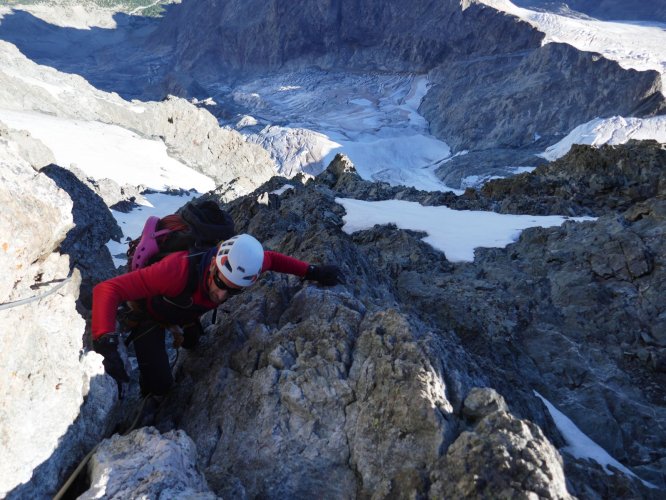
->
[52, 394, 151, 500]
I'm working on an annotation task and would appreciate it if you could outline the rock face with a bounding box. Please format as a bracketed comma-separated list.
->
[429, 201, 666, 483]
[151, 0, 541, 76]
[73, 142, 652, 499]
[422, 42, 665, 153]
[0, 125, 117, 499]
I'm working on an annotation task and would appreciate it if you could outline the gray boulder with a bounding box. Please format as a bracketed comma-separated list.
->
[80, 428, 217, 500]
[431, 389, 572, 499]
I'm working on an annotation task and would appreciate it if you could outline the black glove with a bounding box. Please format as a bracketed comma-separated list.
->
[305, 264, 344, 286]
[93, 333, 130, 387]
[181, 322, 204, 350]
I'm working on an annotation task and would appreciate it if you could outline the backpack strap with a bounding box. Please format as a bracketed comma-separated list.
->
[161, 249, 207, 306]
[126, 249, 214, 335]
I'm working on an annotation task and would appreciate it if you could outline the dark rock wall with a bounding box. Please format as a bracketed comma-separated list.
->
[160, 142, 666, 498]
[423, 43, 665, 153]
[153, 0, 542, 76]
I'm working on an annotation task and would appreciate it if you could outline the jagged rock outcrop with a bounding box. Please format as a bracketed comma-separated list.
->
[430, 389, 572, 499]
[480, 140, 666, 215]
[0, 126, 117, 499]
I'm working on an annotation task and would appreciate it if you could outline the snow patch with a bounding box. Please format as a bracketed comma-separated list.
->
[271, 184, 295, 195]
[540, 116, 666, 161]
[336, 197, 593, 262]
[534, 392, 657, 489]
[0, 108, 215, 193]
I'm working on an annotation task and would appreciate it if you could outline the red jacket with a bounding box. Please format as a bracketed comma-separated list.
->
[92, 249, 309, 340]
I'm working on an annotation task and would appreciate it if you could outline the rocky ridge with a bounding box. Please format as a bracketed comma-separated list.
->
[2, 133, 664, 498]
[89, 141, 663, 498]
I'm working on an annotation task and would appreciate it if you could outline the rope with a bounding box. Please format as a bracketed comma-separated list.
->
[52, 445, 98, 500]
[53, 330, 181, 499]
[52, 394, 153, 500]
[0, 271, 74, 312]
[53, 304, 185, 499]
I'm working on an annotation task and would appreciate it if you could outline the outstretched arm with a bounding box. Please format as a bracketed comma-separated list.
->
[262, 251, 344, 285]
[261, 250, 310, 276]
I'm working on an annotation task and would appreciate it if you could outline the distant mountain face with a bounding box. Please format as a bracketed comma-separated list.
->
[9, 0, 177, 17]
[0, 0, 663, 183]
[149, 0, 665, 171]
[511, 0, 666, 22]
[150, 0, 543, 77]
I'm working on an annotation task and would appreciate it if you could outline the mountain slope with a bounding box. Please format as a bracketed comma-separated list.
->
[150, 0, 665, 172]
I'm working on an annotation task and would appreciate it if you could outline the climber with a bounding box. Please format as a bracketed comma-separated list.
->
[91, 233, 343, 397]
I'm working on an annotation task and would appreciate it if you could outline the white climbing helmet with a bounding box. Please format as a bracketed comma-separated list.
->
[214, 234, 264, 287]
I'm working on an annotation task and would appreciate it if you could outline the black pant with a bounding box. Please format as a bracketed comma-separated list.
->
[132, 323, 173, 396]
